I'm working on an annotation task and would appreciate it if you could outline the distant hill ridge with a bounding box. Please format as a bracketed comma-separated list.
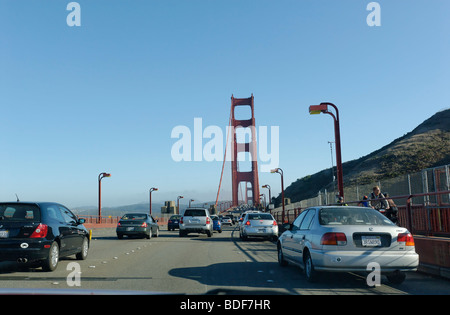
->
[276, 108, 450, 205]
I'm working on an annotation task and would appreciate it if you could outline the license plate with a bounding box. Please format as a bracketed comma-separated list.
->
[126, 227, 134, 231]
[0, 230, 9, 238]
[362, 235, 381, 247]
[258, 228, 267, 233]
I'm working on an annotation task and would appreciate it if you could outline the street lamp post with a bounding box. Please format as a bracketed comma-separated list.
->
[98, 172, 111, 223]
[271, 168, 285, 223]
[262, 184, 272, 207]
[259, 194, 266, 209]
[189, 199, 195, 207]
[177, 196, 184, 214]
[149, 187, 158, 215]
[309, 102, 344, 200]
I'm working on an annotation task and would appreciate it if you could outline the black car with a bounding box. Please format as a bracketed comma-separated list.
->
[0, 202, 89, 271]
[167, 215, 181, 231]
[116, 213, 159, 239]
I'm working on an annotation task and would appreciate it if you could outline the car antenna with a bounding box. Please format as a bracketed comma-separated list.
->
[15, 193, 20, 202]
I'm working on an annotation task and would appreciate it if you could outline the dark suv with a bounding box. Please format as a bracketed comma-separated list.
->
[0, 202, 89, 271]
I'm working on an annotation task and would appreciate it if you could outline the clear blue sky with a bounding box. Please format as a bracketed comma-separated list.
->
[0, 0, 449, 208]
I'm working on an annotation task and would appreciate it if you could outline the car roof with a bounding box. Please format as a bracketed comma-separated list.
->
[0, 201, 61, 207]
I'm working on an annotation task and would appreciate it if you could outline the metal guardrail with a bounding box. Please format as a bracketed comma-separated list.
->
[78, 214, 169, 226]
[271, 190, 450, 237]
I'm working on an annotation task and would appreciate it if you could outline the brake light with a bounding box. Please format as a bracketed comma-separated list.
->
[206, 217, 211, 224]
[397, 233, 414, 246]
[273, 220, 278, 226]
[321, 232, 347, 246]
[180, 217, 184, 224]
[117, 222, 121, 227]
[30, 224, 48, 238]
[141, 222, 148, 227]
[245, 221, 251, 226]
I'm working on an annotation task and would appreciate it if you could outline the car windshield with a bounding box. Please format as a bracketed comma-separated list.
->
[0, 204, 41, 222]
[183, 210, 206, 216]
[122, 214, 147, 220]
[247, 213, 273, 220]
[319, 207, 395, 226]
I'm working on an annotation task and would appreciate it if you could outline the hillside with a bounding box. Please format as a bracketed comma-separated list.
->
[275, 108, 450, 205]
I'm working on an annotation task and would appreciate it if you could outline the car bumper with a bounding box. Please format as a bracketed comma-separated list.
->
[116, 227, 149, 235]
[310, 249, 419, 272]
[179, 224, 212, 234]
[242, 226, 278, 237]
[0, 238, 53, 262]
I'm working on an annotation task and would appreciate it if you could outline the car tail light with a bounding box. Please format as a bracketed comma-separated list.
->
[245, 221, 251, 226]
[273, 220, 278, 226]
[180, 217, 184, 224]
[30, 224, 48, 238]
[397, 233, 414, 246]
[206, 217, 211, 224]
[168, 220, 173, 224]
[321, 232, 347, 246]
[117, 222, 121, 227]
[141, 222, 148, 227]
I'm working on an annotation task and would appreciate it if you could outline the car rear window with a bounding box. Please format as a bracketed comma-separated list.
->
[247, 214, 273, 220]
[184, 209, 207, 216]
[122, 214, 147, 220]
[319, 207, 394, 226]
[0, 204, 41, 222]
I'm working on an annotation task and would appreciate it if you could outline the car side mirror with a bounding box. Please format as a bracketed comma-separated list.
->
[78, 218, 86, 225]
[282, 223, 292, 231]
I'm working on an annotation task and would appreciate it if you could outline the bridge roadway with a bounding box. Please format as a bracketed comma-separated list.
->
[0, 225, 449, 295]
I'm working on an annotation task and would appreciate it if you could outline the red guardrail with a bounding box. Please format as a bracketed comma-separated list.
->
[271, 190, 450, 237]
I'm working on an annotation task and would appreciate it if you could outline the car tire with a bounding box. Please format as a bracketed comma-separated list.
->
[304, 251, 318, 282]
[117, 234, 123, 239]
[277, 244, 288, 267]
[386, 271, 406, 285]
[207, 230, 212, 237]
[146, 231, 151, 239]
[76, 237, 89, 260]
[153, 227, 159, 238]
[42, 241, 59, 272]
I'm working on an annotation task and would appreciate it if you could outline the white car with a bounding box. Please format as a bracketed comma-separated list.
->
[240, 212, 278, 241]
[277, 206, 419, 284]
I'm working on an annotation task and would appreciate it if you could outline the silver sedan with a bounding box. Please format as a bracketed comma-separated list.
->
[277, 206, 419, 284]
[240, 212, 278, 241]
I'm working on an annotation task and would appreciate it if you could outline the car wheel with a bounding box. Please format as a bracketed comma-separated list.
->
[76, 237, 89, 260]
[146, 231, 151, 239]
[154, 227, 159, 238]
[304, 251, 318, 282]
[117, 234, 123, 239]
[207, 230, 212, 237]
[386, 271, 406, 285]
[42, 241, 59, 272]
[277, 244, 288, 267]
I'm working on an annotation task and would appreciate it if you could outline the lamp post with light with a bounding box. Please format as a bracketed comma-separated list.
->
[271, 168, 285, 223]
[262, 184, 272, 207]
[177, 196, 184, 214]
[149, 187, 158, 215]
[98, 172, 111, 223]
[309, 102, 344, 199]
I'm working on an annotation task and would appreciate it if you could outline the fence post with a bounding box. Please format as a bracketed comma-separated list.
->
[406, 196, 413, 234]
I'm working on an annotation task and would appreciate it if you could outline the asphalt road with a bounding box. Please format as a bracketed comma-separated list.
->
[0, 225, 449, 295]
